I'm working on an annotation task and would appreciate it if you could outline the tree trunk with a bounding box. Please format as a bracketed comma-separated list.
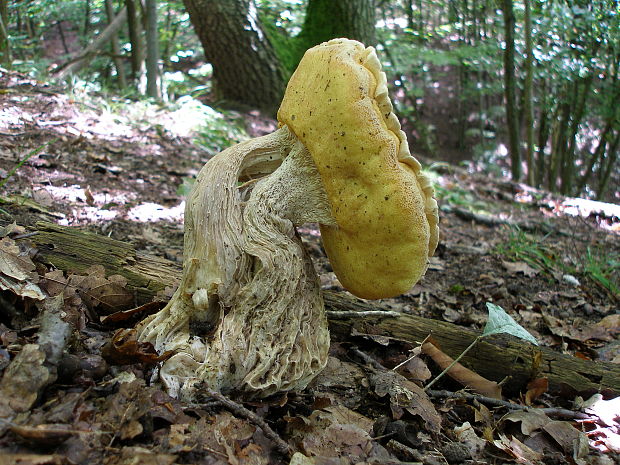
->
[0, 0, 11, 67]
[299, 0, 376, 50]
[125, 0, 145, 84]
[597, 129, 619, 200]
[182, 0, 286, 114]
[28, 221, 620, 396]
[145, 0, 161, 99]
[522, 0, 534, 185]
[578, 121, 611, 192]
[105, 0, 128, 89]
[501, 0, 521, 181]
[83, 0, 91, 36]
[561, 76, 594, 195]
[548, 86, 571, 192]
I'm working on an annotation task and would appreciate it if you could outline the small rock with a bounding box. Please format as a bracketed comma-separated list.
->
[562, 274, 580, 286]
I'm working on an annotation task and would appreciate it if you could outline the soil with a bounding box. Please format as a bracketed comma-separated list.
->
[0, 68, 618, 465]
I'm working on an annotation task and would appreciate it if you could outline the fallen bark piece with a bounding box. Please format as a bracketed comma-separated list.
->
[28, 221, 620, 395]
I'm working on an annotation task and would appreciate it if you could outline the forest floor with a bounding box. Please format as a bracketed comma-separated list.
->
[0, 68, 619, 465]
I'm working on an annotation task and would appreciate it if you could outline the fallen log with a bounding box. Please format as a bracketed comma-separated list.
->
[30, 222, 620, 396]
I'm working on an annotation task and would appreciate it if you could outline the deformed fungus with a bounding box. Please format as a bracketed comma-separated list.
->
[135, 38, 439, 399]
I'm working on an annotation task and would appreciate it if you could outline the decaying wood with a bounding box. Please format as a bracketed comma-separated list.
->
[30, 222, 620, 396]
[31, 222, 179, 304]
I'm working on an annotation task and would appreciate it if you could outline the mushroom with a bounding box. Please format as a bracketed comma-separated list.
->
[136, 39, 439, 399]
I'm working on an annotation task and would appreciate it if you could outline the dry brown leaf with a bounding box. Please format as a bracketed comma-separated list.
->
[102, 329, 173, 365]
[286, 406, 376, 460]
[10, 423, 74, 446]
[422, 341, 502, 399]
[493, 433, 544, 465]
[502, 261, 539, 277]
[100, 301, 164, 326]
[0, 237, 45, 300]
[0, 344, 52, 415]
[543, 421, 588, 457]
[77, 271, 133, 315]
[502, 409, 551, 435]
[187, 412, 265, 465]
[525, 378, 548, 405]
[544, 314, 617, 343]
[0, 455, 67, 465]
[369, 370, 441, 432]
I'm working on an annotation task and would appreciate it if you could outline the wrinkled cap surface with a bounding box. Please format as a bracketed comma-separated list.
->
[278, 38, 439, 299]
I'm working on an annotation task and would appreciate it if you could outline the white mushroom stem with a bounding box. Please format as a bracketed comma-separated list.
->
[136, 126, 335, 399]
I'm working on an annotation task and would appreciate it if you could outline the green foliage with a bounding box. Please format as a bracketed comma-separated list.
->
[0, 139, 57, 195]
[582, 247, 620, 296]
[426, 167, 489, 212]
[193, 113, 247, 155]
[483, 302, 538, 345]
[257, 0, 306, 73]
[496, 227, 620, 297]
[495, 227, 559, 274]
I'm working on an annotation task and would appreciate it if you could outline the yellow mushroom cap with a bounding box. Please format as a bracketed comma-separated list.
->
[278, 38, 439, 300]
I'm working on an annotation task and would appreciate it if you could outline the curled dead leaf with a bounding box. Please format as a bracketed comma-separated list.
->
[102, 329, 173, 365]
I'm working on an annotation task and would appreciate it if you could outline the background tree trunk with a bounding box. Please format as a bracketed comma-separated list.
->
[182, 0, 286, 114]
[104, 0, 128, 89]
[0, 0, 11, 67]
[501, 0, 521, 181]
[145, 0, 161, 99]
[125, 0, 145, 87]
[298, 0, 376, 50]
[522, 0, 534, 185]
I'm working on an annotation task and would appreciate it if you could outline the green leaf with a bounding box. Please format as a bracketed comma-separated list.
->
[483, 303, 539, 345]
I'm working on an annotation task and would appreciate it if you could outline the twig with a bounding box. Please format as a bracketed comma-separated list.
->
[12, 231, 39, 240]
[200, 387, 293, 458]
[350, 347, 387, 372]
[392, 334, 431, 371]
[326, 310, 401, 319]
[427, 389, 590, 420]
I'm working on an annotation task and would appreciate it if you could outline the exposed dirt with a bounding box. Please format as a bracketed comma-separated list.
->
[0, 68, 619, 465]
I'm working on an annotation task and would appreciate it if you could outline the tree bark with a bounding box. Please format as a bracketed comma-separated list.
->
[125, 0, 145, 84]
[145, 0, 161, 99]
[0, 0, 11, 67]
[501, 0, 521, 181]
[182, 0, 286, 114]
[522, 0, 534, 186]
[105, 0, 128, 89]
[299, 0, 376, 49]
[29, 221, 620, 396]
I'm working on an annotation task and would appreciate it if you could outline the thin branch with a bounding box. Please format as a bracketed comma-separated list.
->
[427, 389, 590, 420]
[199, 387, 293, 458]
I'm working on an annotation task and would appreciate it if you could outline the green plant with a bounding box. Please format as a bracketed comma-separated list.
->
[495, 227, 558, 274]
[497, 227, 620, 297]
[582, 247, 620, 297]
[0, 139, 57, 193]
